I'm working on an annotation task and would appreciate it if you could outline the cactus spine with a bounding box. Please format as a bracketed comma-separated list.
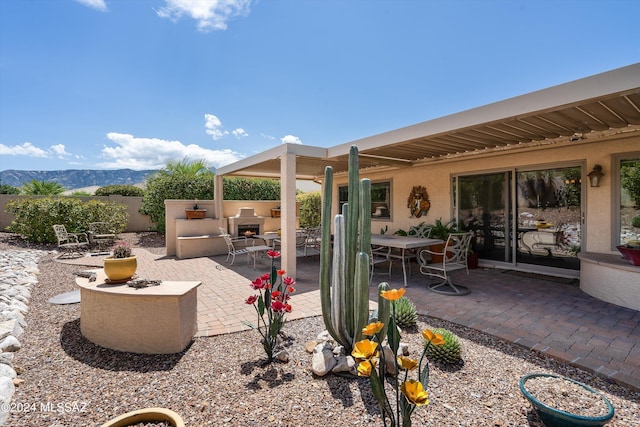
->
[320, 145, 372, 352]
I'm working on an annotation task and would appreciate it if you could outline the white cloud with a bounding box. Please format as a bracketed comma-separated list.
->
[261, 133, 276, 141]
[50, 144, 70, 157]
[204, 113, 229, 140]
[232, 128, 248, 138]
[280, 134, 303, 145]
[0, 142, 51, 158]
[157, 0, 252, 32]
[73, 0, 108, 12]
[99, 132, 243, 170]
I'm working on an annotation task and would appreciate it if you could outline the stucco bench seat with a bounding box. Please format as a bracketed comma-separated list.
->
[578, 252, 640, 311]
[76, 270, 201, 354]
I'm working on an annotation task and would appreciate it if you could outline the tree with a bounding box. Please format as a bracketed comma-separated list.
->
[298, 191, 321, 228]
[0, 182, 19, 194]
[20, 179, 66, 195]
[621, 161, 640, 207]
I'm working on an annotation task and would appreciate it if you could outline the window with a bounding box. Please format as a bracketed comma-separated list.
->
[617, 154, 640, 246]
[338, 181, 391, 220]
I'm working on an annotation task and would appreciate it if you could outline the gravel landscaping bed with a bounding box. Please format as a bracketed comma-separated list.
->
[1, 233, 639, 426]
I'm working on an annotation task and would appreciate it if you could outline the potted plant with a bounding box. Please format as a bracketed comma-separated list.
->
[519, 373, 615, 427]
[103, 241, 137, 282]
[185, 200, 206, 219]
[271, 205, 281, 218]
[426, 218, 457, 263]
[101, 407, 184, 427]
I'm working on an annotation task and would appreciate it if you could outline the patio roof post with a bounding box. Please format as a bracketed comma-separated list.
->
[281, 152, 297, 278]
[214, 174, 223, 220]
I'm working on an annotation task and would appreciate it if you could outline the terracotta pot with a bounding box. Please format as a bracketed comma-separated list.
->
[271, 208, 281, 218]
[429, 243, 446, 263]
[185, 209, 206, 219]
[101, 407, 184, 427]
[103, 256, 137, 281]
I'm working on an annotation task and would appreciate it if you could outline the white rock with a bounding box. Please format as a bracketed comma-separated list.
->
[311, 347, 337, 376]
[0, 336, 21, 353]
[331, 355, 357, 375]
[0, 319, 22, 341]
[274, 350, 289, 363]
[316, 330, 332, 342]
[332, 345, 344, 356]
[0, 376, 15, 424]
[0, 364, 16, 379]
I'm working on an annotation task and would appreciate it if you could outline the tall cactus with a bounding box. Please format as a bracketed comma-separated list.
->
[320, 145, 372, 352]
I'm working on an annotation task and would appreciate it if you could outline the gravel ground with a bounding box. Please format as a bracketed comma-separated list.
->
[2, 232, 639, 426]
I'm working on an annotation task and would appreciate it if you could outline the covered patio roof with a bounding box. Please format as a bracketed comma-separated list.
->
[217, 63, 640, 179]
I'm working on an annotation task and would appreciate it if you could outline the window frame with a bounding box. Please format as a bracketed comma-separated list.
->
[338, 180, 392, 221]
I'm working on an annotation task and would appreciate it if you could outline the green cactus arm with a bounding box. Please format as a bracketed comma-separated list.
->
[344, 146, 360, 339]
[359, 178, 371, 252]
[376, 282, 391, 343]
[330, 214, 349, 348]
[353, 251, 370, 345]
[319, 166, 340, 342]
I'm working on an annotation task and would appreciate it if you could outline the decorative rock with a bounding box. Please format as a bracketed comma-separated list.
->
[399, 342, 410, 356]
[305, 340, 318, 353]
[0, 364, 16, 379]
[316, 330, 332, 342]
[311, 347, 337, 376]
[274, 350, 289, 363]
[332, 345, 344, 356]
[331, 355, 357, 375]
[384, 346, 397, 376]
[0, 353, 14, 366]
[0, 336, 21, 353]
[0, 319, 21, 341]
[0, 376, 15, 425]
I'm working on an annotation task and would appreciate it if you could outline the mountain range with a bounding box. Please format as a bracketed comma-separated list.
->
[0, 169, 158, 190]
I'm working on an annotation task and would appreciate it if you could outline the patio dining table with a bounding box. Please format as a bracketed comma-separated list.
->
[370, 234, 443, 287]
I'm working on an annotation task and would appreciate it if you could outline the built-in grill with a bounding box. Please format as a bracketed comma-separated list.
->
[228, 207, 264, 236]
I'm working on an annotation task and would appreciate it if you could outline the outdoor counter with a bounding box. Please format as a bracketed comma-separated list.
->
[578, 252, 640, 311]
[76, 270, 201, 354]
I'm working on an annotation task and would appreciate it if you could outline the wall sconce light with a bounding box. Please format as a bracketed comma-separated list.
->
[587, 164, 604, 187]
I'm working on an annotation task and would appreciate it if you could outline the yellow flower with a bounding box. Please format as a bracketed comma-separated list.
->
[401, 380, 429, 406]
[422, 328, 445, 346]
[351, 339, 379, 360]
[362, 321, 384, 336]
[357, 359, 376, 377]
[380, 288, 406, 301]
[397, 356, 418, 371]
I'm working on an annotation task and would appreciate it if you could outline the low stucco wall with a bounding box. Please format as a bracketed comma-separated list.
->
[578, 252, 640, 311]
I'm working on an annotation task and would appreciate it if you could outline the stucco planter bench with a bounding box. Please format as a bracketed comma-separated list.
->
[578, 252, 640, 311]
[76, 270, 201, 354]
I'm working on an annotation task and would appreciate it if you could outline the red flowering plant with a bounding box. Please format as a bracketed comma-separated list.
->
[244, 250, 296, 362]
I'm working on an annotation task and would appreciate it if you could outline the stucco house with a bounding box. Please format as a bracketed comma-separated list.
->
[212, 63, 640, 310]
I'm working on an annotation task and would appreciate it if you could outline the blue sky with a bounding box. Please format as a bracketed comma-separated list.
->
[1, 0, 639, 172]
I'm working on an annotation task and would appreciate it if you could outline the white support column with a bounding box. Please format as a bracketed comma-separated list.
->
[214, 174, 223, 221]
[281, 153, 297, 278]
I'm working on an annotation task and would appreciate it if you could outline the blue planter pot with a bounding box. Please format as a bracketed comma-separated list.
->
[519, 374, 614, 427]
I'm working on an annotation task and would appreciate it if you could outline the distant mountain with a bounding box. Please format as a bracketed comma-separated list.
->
[0, 169, 159, 190]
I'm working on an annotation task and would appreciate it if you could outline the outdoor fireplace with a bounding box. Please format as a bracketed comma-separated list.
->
[228, 207, 264, 236]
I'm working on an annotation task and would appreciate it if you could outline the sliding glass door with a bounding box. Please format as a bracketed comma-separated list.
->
[456, 165, 582, 271]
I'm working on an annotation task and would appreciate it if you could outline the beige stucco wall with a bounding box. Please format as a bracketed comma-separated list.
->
[331, 131, 640, 255]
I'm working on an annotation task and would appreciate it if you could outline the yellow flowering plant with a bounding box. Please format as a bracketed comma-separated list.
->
[352, 287, 444, 427]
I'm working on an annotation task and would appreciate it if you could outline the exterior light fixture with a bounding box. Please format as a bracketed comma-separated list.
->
[587, 164, 604, 187]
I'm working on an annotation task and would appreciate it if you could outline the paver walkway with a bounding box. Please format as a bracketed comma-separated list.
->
[60, 248, 640, 391]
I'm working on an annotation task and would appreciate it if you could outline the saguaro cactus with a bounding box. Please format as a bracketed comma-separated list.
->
[320, 145, 374, 353]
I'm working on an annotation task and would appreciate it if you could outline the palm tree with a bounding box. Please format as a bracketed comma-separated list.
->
[162, 158, 212, 177]
[21, 179, 66, 195]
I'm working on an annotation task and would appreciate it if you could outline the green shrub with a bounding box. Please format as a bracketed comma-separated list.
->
[632, 215, 640, 228]
[297, 191, 321, 228]
[0, 183, 19, 195]
[393, 296, 418, 329]
[95, 185, 145, 197]
[424, 327, 461, 364]
[5, 197, 128, 243]
[223, 177, 280, 200]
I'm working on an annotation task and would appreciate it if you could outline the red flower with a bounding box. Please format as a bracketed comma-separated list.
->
[287, 286, 295, 294]
[283, 277, 296, 286]
[250, 278, 266, 290]
[267, 250, 281, 259]
[285, 303, 292, 313]
[260, 273, 270, 281]
[245, 295, 258, 305]
[271, 300, 286, 312]
[271, 290, 282, 300]
[277, 269, 286, 276]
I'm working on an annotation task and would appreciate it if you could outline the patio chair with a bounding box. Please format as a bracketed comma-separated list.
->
[418, 232, 472, 296]
[52, 224, 89, 259]
[220, 232, 254, 265]
[87, 222, 118, 249]
[370, 245, 392, 282]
